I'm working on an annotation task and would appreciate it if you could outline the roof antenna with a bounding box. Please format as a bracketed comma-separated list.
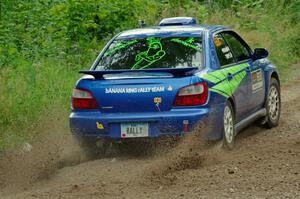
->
[138, 20, 146, 28]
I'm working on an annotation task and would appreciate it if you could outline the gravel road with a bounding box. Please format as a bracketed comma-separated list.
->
[0, 68, 299, 199]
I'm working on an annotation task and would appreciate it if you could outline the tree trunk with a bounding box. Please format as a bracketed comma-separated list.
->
[205, 0, 211, 10]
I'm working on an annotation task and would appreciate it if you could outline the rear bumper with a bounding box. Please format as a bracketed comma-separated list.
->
[69, 107, 222, 140]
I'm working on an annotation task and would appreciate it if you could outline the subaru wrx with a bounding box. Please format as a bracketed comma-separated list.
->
[70, 17, 281, 154]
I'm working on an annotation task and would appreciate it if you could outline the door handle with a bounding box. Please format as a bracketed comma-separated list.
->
[245, 67, 251, 73]
[227, 73, 233, 80]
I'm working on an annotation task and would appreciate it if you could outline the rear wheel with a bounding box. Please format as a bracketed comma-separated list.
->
[77, 137, 109, 161]
[222, 101, 235, 149]
[119, 139, 158, 156]
[265, 78, 281, 128]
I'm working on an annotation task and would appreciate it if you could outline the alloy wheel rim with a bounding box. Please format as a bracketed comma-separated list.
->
[268, 86, 279, 121]
[224, 105, 234, 144]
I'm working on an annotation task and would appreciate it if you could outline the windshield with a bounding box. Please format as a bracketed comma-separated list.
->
[96, 37, 203, 70]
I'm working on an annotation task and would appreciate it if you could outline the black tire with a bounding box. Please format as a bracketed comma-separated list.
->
[222, 101, 236, 149]
[265, 78, 281, 128]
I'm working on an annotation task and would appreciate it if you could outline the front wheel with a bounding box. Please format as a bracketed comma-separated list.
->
[222, 101, 235, 149]
[265, 78, 281, 128]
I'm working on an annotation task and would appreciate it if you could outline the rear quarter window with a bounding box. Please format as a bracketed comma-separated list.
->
[213, 34, 235, 67]
[222, 32, 251, 62]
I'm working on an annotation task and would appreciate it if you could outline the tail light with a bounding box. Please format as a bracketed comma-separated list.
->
[174, 82, 208, 106]
[72, 88, 97, 109]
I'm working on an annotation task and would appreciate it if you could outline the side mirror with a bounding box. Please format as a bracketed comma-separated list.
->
[252, 48, 269, 60]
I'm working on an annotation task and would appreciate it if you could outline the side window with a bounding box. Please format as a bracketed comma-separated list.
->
[213, 34, 235, 67]
[222, 32, 251, 62]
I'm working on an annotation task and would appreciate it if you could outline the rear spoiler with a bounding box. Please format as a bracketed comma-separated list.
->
[79, 67, 198, 79]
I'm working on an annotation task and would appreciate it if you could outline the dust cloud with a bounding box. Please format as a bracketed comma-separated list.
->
[0, 114, 82, 194]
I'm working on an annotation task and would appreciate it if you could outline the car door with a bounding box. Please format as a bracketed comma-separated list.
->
[212, 32, 251, 122]
[246, 59, 266, 112]
[222, 31, 265, 115]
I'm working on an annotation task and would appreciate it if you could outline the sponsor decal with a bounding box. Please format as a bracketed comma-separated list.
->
[104, 40, 138, 57]
[154, 97, 162, 104]
[170, 38, 201, 51]
[167, 85, 173, 91]
[213, 36, 222, 47]
[153, 97, 162, 111]
[131, 38, 166, 70]
[251, 69, 263, 93]
[221, 46, 230, 53]
[96, 122, 104, 130]
[202, 63, 250, 98]
[225, 52, 233, 59]
[105, 86, 165, 94]
[154, 97, 162, 111]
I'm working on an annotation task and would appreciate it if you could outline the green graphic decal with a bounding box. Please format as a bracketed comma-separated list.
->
[131, 38, 166, 70]
[104, 40, 138, 57]
[170, 38, 201, 51]
[202, 63, 249, 98]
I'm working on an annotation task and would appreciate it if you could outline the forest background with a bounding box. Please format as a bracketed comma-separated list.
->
[0, 0, 299, 150]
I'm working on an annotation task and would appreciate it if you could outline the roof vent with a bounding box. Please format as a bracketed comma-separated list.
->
[158, 17, 197, 26]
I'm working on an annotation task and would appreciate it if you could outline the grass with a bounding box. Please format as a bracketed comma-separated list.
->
[205, 8, 300, 79]
[0, 57, 85, 151]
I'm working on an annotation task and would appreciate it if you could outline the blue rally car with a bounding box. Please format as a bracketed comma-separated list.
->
[70, 17, 281, 154]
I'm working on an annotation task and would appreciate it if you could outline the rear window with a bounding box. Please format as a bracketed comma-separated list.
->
[96, 37, 203, 70]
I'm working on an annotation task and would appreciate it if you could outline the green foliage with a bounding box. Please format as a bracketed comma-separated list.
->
[160, 0, 208, 23]
[0, 0, 299, 150]
[0, 0, 161, 149]
[206, 0, 300, 77]
[0, 0, 160, 67]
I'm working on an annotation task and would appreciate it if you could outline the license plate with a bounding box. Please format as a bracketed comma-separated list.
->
[121, 123, 149, 138]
